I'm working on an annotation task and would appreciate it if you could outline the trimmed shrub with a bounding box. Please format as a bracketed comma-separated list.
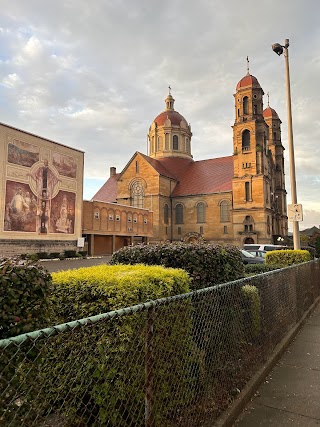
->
[36, 251, 49, 260]
[286, 245, 316, 259]
[78, 250, 88, 258]
[64, 249, 77, 258]
[241, 285, 261, 339]
[244, 263, 282, 275]
[266, 249, 311, 267]
[110, 243, 244, 290]
[0, 256, 51, 425]
[49, 252, 61, 259]
[0, 256, 51, 339]
[33, 265, 196, 426]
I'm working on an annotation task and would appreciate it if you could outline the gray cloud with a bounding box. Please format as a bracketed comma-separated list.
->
[1, 0, 319, 227]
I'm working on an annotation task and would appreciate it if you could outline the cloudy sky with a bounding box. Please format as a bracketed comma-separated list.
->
[1, 0, 319, 230]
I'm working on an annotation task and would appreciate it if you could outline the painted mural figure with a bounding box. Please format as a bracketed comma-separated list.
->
[10, 188, 29, 215]
[55, 194, 72, 233]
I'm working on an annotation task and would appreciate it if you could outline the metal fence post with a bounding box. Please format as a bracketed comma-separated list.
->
[145, 305, 155, 427]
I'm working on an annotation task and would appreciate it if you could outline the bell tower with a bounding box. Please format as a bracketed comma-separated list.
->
[263, 96, 288, 238]
[232, 59, 274, 245]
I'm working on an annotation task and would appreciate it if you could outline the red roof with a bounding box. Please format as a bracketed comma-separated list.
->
[168, 156, 233, 196]
[143, 155, 233, 196]
[153, 110, 187, 126]
[236, 74, 261, 90]
[263, 106, 279, 119]
[91, 174, 119, 203]
[92, 154, 233, 202]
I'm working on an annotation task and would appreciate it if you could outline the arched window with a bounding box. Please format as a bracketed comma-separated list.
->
[197, 202, 206, 223]
[175, 203, 183, 224]
[157, 136, 162, 151]
[242, 130, 250, 151]
[164, 204, 169, 224]
[131, 180, 144, 208]
[243, 96, 249, 114]
[173, 135, 179, 150]
[243, 215, 254, 233]
[220, 200, 230, 222]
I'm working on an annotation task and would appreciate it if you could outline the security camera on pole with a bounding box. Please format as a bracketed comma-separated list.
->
[272, 39, 301, 249]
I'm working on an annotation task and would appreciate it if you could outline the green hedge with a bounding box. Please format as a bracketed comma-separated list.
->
[244, 263, 282, 275]
[266, 249, 311, 267]
[0, 256, 51, 339]
[29, 264, 195, 426]
[110, 243, 244, 290]
[0, 256, 51, 426]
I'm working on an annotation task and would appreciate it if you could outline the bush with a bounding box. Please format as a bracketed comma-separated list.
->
[64, 250, 77, 258]
[0, 256, 51, 338]
[244, 263, 282, 275]
[49, 252, 61, 259]
[110, 243, 244, 290]
[286, 245, 316, 259]
[0, 256, 51, 425]
[241, 285, 261, 339]
[36, 252, 49, 260]
[78, 250, 88, 258]
[266, 249, 311, 267]
[34, 264, 196, 426]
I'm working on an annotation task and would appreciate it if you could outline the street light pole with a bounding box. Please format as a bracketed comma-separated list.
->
[272, 38, 300, 249]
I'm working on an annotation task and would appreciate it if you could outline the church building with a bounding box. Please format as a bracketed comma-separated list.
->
[92, 70, 288, 247]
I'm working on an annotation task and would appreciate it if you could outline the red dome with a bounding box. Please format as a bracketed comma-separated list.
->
[154, 110, 187, 126]
[236, 74, 261, 90]
[263, 106, 279, 119]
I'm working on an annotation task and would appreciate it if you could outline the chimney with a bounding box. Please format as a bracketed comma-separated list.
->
[110, 167, 116, 177]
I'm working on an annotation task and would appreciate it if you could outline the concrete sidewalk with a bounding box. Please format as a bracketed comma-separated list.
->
[234, 303, 320, 426]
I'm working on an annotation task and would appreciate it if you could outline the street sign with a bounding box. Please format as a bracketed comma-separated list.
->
[287, 204, 303, 222]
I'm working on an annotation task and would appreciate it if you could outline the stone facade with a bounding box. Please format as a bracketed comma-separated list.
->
[94, 73, 288, 247]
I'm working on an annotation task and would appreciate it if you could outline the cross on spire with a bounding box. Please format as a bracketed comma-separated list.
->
[246, 56, 250, 75]
[168, 85, 171, 95]
[267, 92, 270, 107]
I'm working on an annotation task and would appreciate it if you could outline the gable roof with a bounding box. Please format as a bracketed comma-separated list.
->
[91, 153, 233, 202]
[166, 156, 233, 196]
[91, 173, 119, 203]
[139, 154, 233, 196]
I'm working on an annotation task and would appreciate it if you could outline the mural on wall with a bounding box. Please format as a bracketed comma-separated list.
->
[7, 140, 40, 167]
[50, 191, 75, 234]
[4, 154, 76, 235]
[4, 181, 37, 232]
[52, 152, 77, 178]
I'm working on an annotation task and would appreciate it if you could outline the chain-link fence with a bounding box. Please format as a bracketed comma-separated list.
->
[1, 260, 320, 427]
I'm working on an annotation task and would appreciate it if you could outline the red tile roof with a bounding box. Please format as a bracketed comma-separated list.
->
[91, 174, 119, 202]
[92, 154, 233, 202]
[153, 110, 187, 126]
[167, 156, 233, 196]
[236, 74, 261, 90]
[263, 106, 279, 119]
[143, 155, 233, 196]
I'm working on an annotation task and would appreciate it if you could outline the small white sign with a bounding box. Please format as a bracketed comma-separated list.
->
[77, 237, 85, 248]
[287, 204, 303, 222]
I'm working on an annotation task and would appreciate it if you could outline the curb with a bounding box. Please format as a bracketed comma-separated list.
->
[213, 296, 320, 427]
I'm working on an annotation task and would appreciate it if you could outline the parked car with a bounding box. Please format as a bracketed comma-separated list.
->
[243, 244, 287, 252]
[245, 249, 267, 259]
[241, 249, 265, 264]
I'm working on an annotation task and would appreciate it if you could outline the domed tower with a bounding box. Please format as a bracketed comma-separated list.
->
[148, 89, 193, 160]
[263, 98, 288, 237]
[232, 59, 275, 245]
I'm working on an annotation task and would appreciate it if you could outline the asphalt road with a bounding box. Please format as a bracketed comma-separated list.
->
[40, 256, 111, 273]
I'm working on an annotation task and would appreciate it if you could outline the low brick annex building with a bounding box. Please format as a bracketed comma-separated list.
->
[93, 71, 288, 247]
